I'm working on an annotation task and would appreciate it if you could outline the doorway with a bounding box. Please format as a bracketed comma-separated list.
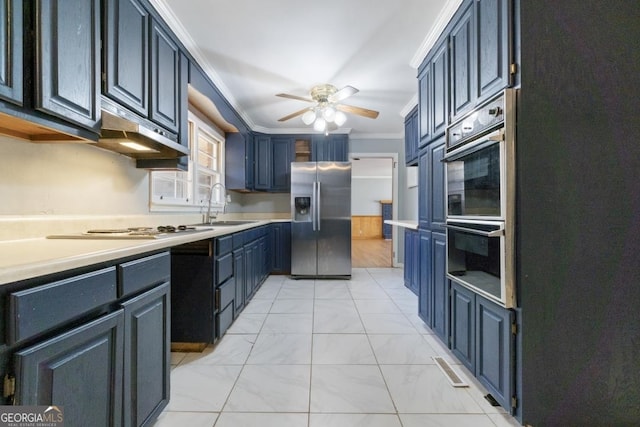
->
[349, 153, 397, 268]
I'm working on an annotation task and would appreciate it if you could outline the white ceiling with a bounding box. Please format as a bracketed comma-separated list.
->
[152, 0, 460, 139]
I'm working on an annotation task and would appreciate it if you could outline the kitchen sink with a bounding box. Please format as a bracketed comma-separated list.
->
[191, 220, 259, 227]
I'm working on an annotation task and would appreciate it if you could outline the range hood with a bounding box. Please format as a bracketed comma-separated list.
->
[93, 97, 189, 170]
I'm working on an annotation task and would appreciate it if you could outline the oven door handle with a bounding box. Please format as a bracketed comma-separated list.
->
[444, 223, 504, 237]
[442, 129, 504, 162]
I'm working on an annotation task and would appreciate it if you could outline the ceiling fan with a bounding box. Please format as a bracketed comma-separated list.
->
[276, 84, 379, 132]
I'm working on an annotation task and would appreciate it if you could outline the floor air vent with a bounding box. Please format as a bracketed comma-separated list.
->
[433, 356, 468, 387]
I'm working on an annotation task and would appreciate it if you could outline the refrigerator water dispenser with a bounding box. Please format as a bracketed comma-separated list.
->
[294, 196, 311, 222]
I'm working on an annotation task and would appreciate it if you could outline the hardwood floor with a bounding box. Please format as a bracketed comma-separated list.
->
[352, 238, 392, 268]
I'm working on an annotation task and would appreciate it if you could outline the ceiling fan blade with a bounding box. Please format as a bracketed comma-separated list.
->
[276, 93, 314, 103]
[277, 107, 311, 122]
[329, 85, 358, 103]
[336, 103, 379, 119]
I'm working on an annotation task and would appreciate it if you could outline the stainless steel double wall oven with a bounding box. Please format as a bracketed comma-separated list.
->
[443, 89, 517, 308]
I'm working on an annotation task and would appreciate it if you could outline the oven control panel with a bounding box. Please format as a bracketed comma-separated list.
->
[447, 91, 508, 151]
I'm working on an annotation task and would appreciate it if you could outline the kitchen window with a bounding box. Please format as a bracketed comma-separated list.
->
[150, 110, 225, 211]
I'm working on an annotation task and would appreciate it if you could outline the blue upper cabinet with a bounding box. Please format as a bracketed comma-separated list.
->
[418, 35, 448, 147]
[254, 135, 294, 192]
[431, 38, 449, 140]
[417, 147, 430, 229]
[104, 0, 182, 134]
[36, 0, 101, 131]
[404, 106, 419, 165]
[149, 19, 180, 133]
[0, 0, 23, 105]
[253, 134, 272, 191]
[450, 1, 475, 122]
[104, 0, 149, 117]
[475, 0, 511, 103]
[271, 136, 294, 191]
[450, 0, 512, 123]
[312, 134, 348, 162]
[417, 62, 431, 146]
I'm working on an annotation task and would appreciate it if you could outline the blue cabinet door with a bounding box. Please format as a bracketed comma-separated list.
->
[0, 0, 23, 105]
[381, 203, 392, 239]
[418, 148, 430, 229]
[450, 1, 475, 122]
[410, 230, 420, 295]
[451, 281, 475, 372]
[429, 140, 446, 230]
[233, 248, 245, 315]
[271, 136, 294, 191]
[37, 0, 101, 131]
[404, 107, 419, 164]
[431, 38, 449, 139]
[475, 0, 510, 102]
[418, 64, 431, 146]
[314, 134, 349, 161]
[104, 0, 149, 117]
[476, 295, 515, 413]
[432, 232, 448, 342]
[15, 310, 124, 425]
[244, 242, 256, 300]
[254, 135, 272, 190]
[404, 229, 412, 288]
[122, 282, 170, 427]
[404, 229, 419, 294]
[149, 19, 180, 133]
[271, 222, 291, 274]
[418, 230, 432, 326]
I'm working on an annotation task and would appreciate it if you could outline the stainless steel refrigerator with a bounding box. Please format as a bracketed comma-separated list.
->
[291, 161, 351, 278]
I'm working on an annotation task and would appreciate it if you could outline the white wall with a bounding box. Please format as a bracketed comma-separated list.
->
[351, 158, 392, 215]
[0, 135, 150, 216]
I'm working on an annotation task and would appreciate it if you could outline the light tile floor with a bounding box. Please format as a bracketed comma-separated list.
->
[154, 268, 521, 427]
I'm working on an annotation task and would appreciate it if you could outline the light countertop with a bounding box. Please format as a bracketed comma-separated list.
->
[384, 220, 419, 230]
[0, 219, 288, 286]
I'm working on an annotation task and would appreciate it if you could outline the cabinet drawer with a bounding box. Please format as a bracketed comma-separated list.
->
[216, 303, 234, 337]
[118, 251, 170, 297]
[216, 277, 235, 310]
[215, 235, 233, 256]
[233, 232, 244, 249]
[8, 267, 117, 345]
[216, 253, 233, 285]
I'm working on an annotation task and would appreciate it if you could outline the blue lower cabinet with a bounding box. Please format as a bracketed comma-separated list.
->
[476, 295, 515, 413]
[418, 230, 432, 326]
[403, 229, 419, 295]
[122, 282, 170, 427]
[14, 310, 125, 425]
[451, 281, 475, 372]
[233, 248, 245, 316]
[432, 232, 448, 342]
[381, 203, 392, 239]
[271, 222, 291, 274]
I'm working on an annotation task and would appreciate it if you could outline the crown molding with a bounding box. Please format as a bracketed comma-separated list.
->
[410, 0, 463, 69]
[400, 94, 419, 118]
[149, 0, 257, 130]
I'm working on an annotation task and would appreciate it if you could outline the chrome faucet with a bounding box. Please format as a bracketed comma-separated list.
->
[205, 182, 227, 224]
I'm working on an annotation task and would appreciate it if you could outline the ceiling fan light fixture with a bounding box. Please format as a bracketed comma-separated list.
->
[322, 106, 336, 122]
[313, 117, 326, 132]
[301, 110, 316, 125]
[334, 111, 347, 126]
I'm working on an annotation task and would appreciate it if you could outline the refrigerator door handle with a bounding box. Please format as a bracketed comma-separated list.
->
[312, 181, 317, 231]
[316, 181, 321, 231]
